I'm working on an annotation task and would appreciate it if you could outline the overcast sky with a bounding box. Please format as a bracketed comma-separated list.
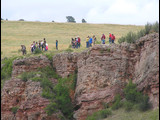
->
[1, 0, 159, 25]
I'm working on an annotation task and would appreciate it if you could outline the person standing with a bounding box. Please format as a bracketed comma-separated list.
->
[109, 33, 112, 44]
[101, 34, 106, 44]
[86, 36, 89, 48]
[56, 40, 58, 50]
[78, 36, 81, 48]
[89, 37, 93, 47]
[93, 35, 97, 45]
[112, 34, 115, 43]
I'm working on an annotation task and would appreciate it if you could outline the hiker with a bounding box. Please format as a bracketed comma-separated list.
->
[43, 40, 46, 51]
[35, 42, 38, 48]
[112, 34, 115, 43]
[101, 34, 106, 44]
[93, 35, 97, 45]
[109, 33, 112, 44]
[56, 40, 58, 50]
[21, 45, 26, 55]
[78, 37, 81, 48]
[46, 43, 48, 51]
[32, 41, 36, 51]
[38, 41, 41, 50]
[71, 38, 75, 48]
[75, 38, 78, 48]
[41, 40, 44, 51]
[89, 37, 93, 47]
[86, 36, 89, 48]
[30, 44, 34, 53]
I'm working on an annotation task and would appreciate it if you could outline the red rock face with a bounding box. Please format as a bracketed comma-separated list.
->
[1, 78, 61, 120]
[133, 33, 159, 109]
[52, 33, 159, 120]
[52, 53, 78, 78]
[12, 55, 51, 77]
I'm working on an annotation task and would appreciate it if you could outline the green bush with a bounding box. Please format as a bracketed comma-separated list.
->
[20, 72, 37, 82]
[112, 94, 123, 110]
[138, 95, 150, 111]
[152, 21, 159, 33]
[123, 101, 134, 111]
[86, 109, 112, 120]
[33, 48, 42, 54]
[123, 80, 150, 112]
[145, 23, 152, 34]
[65, 48, 73, 53]
[118, 22, 159, 44]
[11, 106, 19, 114]
[123, 80, 139, 103]
[45, 102, 58, 115]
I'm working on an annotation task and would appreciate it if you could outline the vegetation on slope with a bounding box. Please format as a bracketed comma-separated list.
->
[118, 21, 159, 44]
[19, 66, 77, 120]
[86, 80, 152, 120]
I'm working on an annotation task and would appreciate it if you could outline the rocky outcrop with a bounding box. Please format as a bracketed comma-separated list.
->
[133, 33, 159, 109]
[1, 78, 61, 120]
[52, 33, 159, 120]
[12, 55, 51, 77]
[52, 53, 78, 78]
[1, 33, 159, 120]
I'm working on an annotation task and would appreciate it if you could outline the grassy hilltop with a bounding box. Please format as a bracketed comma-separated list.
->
[1, 20, 144, 58]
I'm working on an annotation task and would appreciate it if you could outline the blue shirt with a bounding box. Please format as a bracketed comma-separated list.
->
[89, 38, 92, 44]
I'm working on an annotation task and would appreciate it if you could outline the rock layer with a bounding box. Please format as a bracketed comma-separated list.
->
[1, 78, 61, 120]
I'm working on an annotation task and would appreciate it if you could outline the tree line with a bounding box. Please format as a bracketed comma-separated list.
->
[1, 16, 87, 23]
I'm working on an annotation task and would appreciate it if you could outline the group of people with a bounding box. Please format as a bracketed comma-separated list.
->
[71, 37, 81, 48]
[86, 35, 97, 48]
[20, 33, 116, 55]
[101, 33, 115, 44]
[30, 38, 48, 53]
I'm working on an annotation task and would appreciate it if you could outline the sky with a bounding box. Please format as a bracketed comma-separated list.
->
[1, 0, 159, 25]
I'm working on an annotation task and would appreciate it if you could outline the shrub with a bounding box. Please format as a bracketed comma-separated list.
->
[20, 72, 36, 82]
[152, 21, 159, 33]
[33, 48, 42, 54]
[65, 48, 73, 53]
[145, 22, 152, 34]
[138, 95, 150, 111]
[86, 109, 112, 120]
[11, 106, 19, 114]
[45, 102, 58, 115]
[112, 94, 123, 110]
[123, 80, 139, 103]
[123, 101, 134, 111]
[118, 22, 159, 44]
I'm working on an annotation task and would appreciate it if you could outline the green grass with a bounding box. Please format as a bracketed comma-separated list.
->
[103, 108, 159, 120]
[1, 20, 144, 58]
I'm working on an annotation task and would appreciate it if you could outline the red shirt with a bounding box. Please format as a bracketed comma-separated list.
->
[78, 38, 80, 43]
[109, 34, 112, 38]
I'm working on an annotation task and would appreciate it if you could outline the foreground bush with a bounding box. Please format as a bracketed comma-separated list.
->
[86, 109, 112, 120]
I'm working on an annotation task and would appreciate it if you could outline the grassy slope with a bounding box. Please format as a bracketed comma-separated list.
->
[1, 20, 144, 58]
[104, 108, 159, 120]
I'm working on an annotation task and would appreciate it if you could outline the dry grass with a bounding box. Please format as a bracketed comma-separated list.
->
[104, 108, 159, 120]
[1, 20, 144, 58]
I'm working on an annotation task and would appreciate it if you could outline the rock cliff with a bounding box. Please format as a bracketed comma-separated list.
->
[1, 33, 159, 120]
[52, 33, 159, 120]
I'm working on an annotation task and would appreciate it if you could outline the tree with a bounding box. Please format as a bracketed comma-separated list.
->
[19, 19, 24, 21]
[1, 18, 3, 20]
[66, 16, 76, 23]
[82, 19, 87, 23]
